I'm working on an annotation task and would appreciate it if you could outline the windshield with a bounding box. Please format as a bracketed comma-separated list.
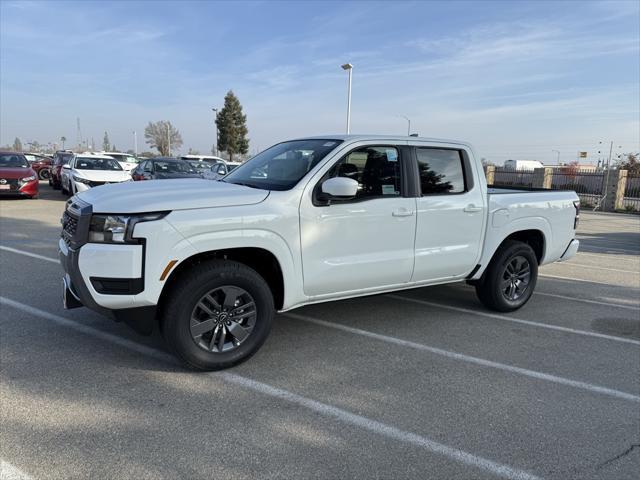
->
[0, 153, 29, 168]
[74, 157, 123, 171]
[155, 161, 198, 173]
[223, 139, 342, 190]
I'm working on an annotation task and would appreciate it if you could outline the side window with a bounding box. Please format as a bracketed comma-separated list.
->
[323, 146, 401, 201]
[416, 148, 465, 195]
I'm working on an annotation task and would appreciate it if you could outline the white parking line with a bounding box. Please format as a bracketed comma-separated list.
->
[539, 273, 640, 287]
[558, 263, 639, 274]
[0, 245, 58, 264]
[221, 373, 541, 480]
[453, 283, 640, 311]
[0, 297, 541, 480]
[285, 312, 640, 403]
[386, 295, 640, 346]
[0, 461, 33, 480]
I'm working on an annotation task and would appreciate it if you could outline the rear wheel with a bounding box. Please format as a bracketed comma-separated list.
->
[475, 240, 538, 312]
[162, 260, 274, 370]
[39, 169, 50, 180]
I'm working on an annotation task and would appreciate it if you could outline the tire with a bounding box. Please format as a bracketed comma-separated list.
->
[161, 260, 274, 370]
[61, 183, 68, 195]
[39, 169, 50, 180]
[475, 240, 538, 312]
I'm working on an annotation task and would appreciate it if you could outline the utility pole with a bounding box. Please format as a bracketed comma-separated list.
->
[133, 131, 138, 156]
[552, 149, 560, 164]
[400, 115, 411, 136]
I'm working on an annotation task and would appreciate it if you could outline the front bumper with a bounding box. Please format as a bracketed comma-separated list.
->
[558, 239, 579, 262]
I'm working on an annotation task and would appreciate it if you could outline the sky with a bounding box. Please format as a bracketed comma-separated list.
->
[1, 0, 639, 164]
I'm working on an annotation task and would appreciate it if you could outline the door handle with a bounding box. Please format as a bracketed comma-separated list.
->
[392, 208, 414, 217]
[464, 204, 482, 213]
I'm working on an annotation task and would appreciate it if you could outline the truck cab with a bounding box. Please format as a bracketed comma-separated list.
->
[59, 135, 579, 370]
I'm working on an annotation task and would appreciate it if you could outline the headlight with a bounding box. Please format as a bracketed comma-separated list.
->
[88, 212, 168, 243]
[20, 175, 37, 184]
[73, 175, 91, 185]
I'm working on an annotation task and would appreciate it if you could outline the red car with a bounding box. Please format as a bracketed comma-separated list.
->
[24, 153, 53, 179]
[0, 151, 39, 198]
[49, 150, 74, 189]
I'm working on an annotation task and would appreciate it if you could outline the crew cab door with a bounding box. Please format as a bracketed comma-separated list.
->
[299, 144, 416, 297]
[411, 145, 485, 281]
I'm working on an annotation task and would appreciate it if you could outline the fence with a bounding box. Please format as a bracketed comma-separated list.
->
[492, 168, 536, 188]
[622, 173, 640, 212]
[484, 165, 639, 213]
[548, 170, 604, 207]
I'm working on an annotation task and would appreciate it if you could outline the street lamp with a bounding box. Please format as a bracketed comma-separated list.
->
[400, 115, 411, 136]
[551, 149, 560, 164]
[341, 63, 353, 134]
[212, 108, 219, 156]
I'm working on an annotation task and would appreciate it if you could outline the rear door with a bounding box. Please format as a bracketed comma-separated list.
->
[299, 143, 417, 297]
[411, 145, 485, 281]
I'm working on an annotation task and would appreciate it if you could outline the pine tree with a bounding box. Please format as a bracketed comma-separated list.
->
[103, 131, 111, 151]
[216, 90, 249, 161]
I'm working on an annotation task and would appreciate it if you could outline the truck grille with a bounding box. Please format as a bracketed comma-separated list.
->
[60, 198, 92, 248]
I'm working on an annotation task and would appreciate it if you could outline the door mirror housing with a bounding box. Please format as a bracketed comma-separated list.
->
[321, 177, 359, 198]
[62, 164, 71, 170]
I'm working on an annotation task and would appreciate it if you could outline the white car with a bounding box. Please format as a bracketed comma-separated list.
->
[60, 135, 579, 370]
[99, 151, 140, 171]
[180, 154, 227, 164]
[61, 154, 132, 195]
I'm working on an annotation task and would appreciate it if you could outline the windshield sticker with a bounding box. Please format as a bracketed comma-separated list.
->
[381, 184, 397, 195]
[386, 149, 398, 162]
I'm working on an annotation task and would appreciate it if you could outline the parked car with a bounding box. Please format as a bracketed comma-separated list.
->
[59, 135, 580, 370]
[61, 154, 132, 195]
[0, 151, 38, 198]
[24, 153, 53, 179]
[180, 154, 226, 164]
[202, 162, 229, 180]
[49, 150, 74, 189]
[226, 161, 242, 172]
[98, 151, 140, 171]
[503, 159, 544, 170]
[131, 158, 202, 180]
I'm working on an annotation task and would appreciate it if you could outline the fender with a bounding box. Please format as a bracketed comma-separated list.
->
[474, 216, 552, 280]
[167, 228, 304, 310]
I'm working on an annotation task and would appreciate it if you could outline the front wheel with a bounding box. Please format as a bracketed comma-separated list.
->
[39, 169, 50, 180]
[475, 240, 538, 312]
[161, 260, 274, 370]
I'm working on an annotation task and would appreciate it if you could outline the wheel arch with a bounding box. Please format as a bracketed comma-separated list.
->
[158, 247, 286, 312]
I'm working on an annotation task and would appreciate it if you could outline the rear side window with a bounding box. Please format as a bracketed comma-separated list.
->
[416, 148, 465, 195]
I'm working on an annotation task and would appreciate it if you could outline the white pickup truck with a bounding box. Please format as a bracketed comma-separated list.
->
[59, 135, 580, 370]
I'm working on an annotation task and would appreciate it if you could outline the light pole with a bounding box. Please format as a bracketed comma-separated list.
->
[133, 131, 138, 156]
[551, 149, 560, 164]
[341, 63, 353, 134]
[212, 107, 219, 156]
[400, 115, 411, 136]
[167, 123, 171, 157]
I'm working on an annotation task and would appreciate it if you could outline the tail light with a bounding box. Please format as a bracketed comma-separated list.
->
[573, 200, 580, 229]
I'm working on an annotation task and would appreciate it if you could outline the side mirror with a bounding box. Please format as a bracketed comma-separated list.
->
[217, 166, 227, 175]
[321, 177, 358, 198]
[62, 164, 71, 170]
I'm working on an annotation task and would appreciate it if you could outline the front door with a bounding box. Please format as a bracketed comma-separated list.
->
[300, 145, 416, 297]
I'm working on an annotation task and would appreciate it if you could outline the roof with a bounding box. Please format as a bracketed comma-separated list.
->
[291, 134, 472, 147]
[76, 154, 118, 160]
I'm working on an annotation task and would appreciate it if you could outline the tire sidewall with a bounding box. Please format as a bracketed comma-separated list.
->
[488, 243, 538, 311]
[165, 263, 274, 370]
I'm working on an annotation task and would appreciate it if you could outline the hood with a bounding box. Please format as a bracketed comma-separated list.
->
[74, 169, 132, 182]
[0, 167, 36, 179]
[155, 172, 202, 179]
[76, 178, 269, 213]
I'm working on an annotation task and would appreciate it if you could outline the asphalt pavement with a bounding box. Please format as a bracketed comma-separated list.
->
[1, 182, 639, 480]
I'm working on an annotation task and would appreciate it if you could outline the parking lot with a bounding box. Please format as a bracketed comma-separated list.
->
[1, 183, 639, 480]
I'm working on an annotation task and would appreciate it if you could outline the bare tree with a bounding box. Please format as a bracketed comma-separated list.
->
[144, 120, 183, 156]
